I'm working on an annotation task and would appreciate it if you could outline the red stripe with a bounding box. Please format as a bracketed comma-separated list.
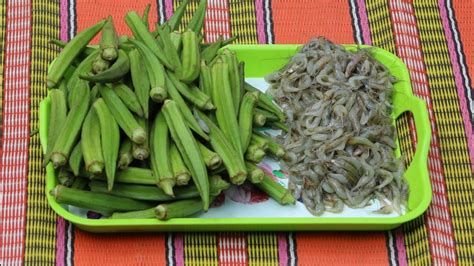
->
[0, 0, 32, 264]
[388, 0, 457, 264]
[204, 0, 231, 43]
[218, 233, 248, 266]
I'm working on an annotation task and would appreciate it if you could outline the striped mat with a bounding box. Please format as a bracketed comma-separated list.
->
[0, 0, 472, 265]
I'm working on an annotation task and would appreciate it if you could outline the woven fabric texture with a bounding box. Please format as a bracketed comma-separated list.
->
[0, 0, 472, 265]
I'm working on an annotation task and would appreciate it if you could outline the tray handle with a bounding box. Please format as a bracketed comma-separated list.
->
[393, 94, 432, 209]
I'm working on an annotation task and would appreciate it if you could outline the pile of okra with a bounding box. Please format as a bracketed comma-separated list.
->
[45, 0, 295, 220]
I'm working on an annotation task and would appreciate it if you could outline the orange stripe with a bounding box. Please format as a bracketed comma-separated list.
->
[73, 228, 167, 266]
[296, 233, 390, 265]
[452, 0, 473, 90]
[75, 0, 160, 43]
[271, 0, 355, 44]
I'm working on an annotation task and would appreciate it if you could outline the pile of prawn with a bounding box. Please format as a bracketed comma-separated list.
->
[265, 37, 408, 215]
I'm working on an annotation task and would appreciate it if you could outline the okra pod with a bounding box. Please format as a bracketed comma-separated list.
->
[132, 117, 150, 160]
[100, 16, 119, 61]
[156, 25, 181, 72]
[254, 175, 295, 205]
[170, 31, 182, 51]
[80, 49, 130, 83]
[117, 138, 133, 169]
[197, 141, 222, 170]
[81, 108, 104, 175]
[50, 83, 90, 168]
[66, 49, 99, 91]
[250, 132, 270, 150]
[238, 92, 259, 151]
[150, 112, 175, 196]
[125, 11, 173, 69]
[57, 168, 75, 187]
[221, 49, 241, 113]
[49, 39, 97, 58]
[44, 89, 67, 166]
[114, 167, 154, 185]
[179, 30, 200, 83]
[269, 121, 289, 132]
[162, 100, 210, 211]
[245, 162, 264, 184]
[253, 113, 267, 127]
[51, 185, 154, 214]
[93, 98, 120, 190]
[245, 145, 266, 163]
[111, 207, 155, 219]
[201, 36, 223, 64]
[129, 49, 150, 118]
[253, 131, 285, 158]
[254, 108, 278, 122]
[199, 61, 212, 96]
[113, 83, 144, 117]
[89, 84, 100, 104]
[67, 79, 90, 108]
[128, 39, 167, 102]
[165, 74, 209, 140]
[167, 0, 190, 31]
[195, 109, 247, 185]
[141, 4, 151, 30]
[155, 197, 210, 220]
[99, 84, 146, 144]
[211, 60, 243, 155]
[71, 177, 89, 190]
[92, 52, 111, 73]
[68, 141, 83, 176]
[186, 0, 207, 33]
[47, 20, 105, 88]
[244, 82, 286, 122]
[170, 143, 191, 186]
[167, 72, 214, 110]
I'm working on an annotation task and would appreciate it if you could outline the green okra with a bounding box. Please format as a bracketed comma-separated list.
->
[165, 74, 209, 140]
[170, 143, 191, 186]
[253, 131, 285, 158]
[245, 145, 266, 163]
[150, 112, 175, 196]
[250, 132, 270, 150]
[141, 4, 151, 30]
[111, 207, 156, 219]
[201, 36, 223, 64]
[68, 141, 83, 176]
[71, 177, 89, 190]
[113, 83, 144, 117]
[80, 49, 130, 83]
[211, 60, 243, 156]
[195, 109, 247, 185]
[199, 61, 212, 97]
[129, 49, 150, 118]
[125, 11, 173, 69]
[221, 49, 241, 113]
[89, 84, 100, 104]
[51, 185, 154, 215]
[245, 162, 264, 184]
[254, 175, 295, 205]
[93, 98, 120, 191]
[244, 82, 286, 122]
[167, 0, 190, 31]
[100, 16, 119, 61]
[117, 138, 133, 169]
[49, 82, 90, 168]
[47, 20, 105, 88]
[162, 100, 210, 211]
[81, 108, 104, 175]
[57, 168, 75, 187]
[67, 79, 90, 109]
[253, 113, 267, 127]
[167, 72, 214, 110]
[254, 108, 278, 122]
[114, 167, 154, 185]
[156, 25, 181, 72]
[179, 30, 201, 83]
[155, 197, 210, 220]
[44, 89, 67, 166]
[49, 39, 98, 58]
[197, 141, 222, 170]
[269, 121, 289, 132]
[66, 49, 99, 91]
[128, 39, 167, 102]
[92, 53, 112, 73]
[186, 0, 207, 33]
[132, 117, 150, 160]
[99, 84, 146, 144]
[170, 31, 182, 51]
[238, 91, 259, 152]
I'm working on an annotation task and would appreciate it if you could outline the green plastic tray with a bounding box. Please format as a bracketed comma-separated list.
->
[40, 44, 431, 232]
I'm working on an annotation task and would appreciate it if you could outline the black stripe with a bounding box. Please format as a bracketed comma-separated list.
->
[267, 0, 274, 43]
[286, 233, 291, 266]
[70, 223, 75, 266]
[348, 0, 362, 44]
[158, 0, 166, 25]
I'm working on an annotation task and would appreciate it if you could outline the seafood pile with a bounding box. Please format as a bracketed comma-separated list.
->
[266, 37, 408, 215]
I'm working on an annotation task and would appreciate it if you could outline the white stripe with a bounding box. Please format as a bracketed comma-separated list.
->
[387, 231, 397, 266]
[349, 0, 362, 44]
[167, 233, 174, 266]
[288, 233, 296, 266]
[159, 0, 166, 25]
[264, 0, 273, 44]
[69, 0, 75, 39]
[66, 222, 73, 266]
[446, 0, 474, 118]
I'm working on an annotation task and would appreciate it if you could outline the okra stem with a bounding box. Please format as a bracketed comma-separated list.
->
[155, 197, 211, 220]
[254, 175, 295, 205]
